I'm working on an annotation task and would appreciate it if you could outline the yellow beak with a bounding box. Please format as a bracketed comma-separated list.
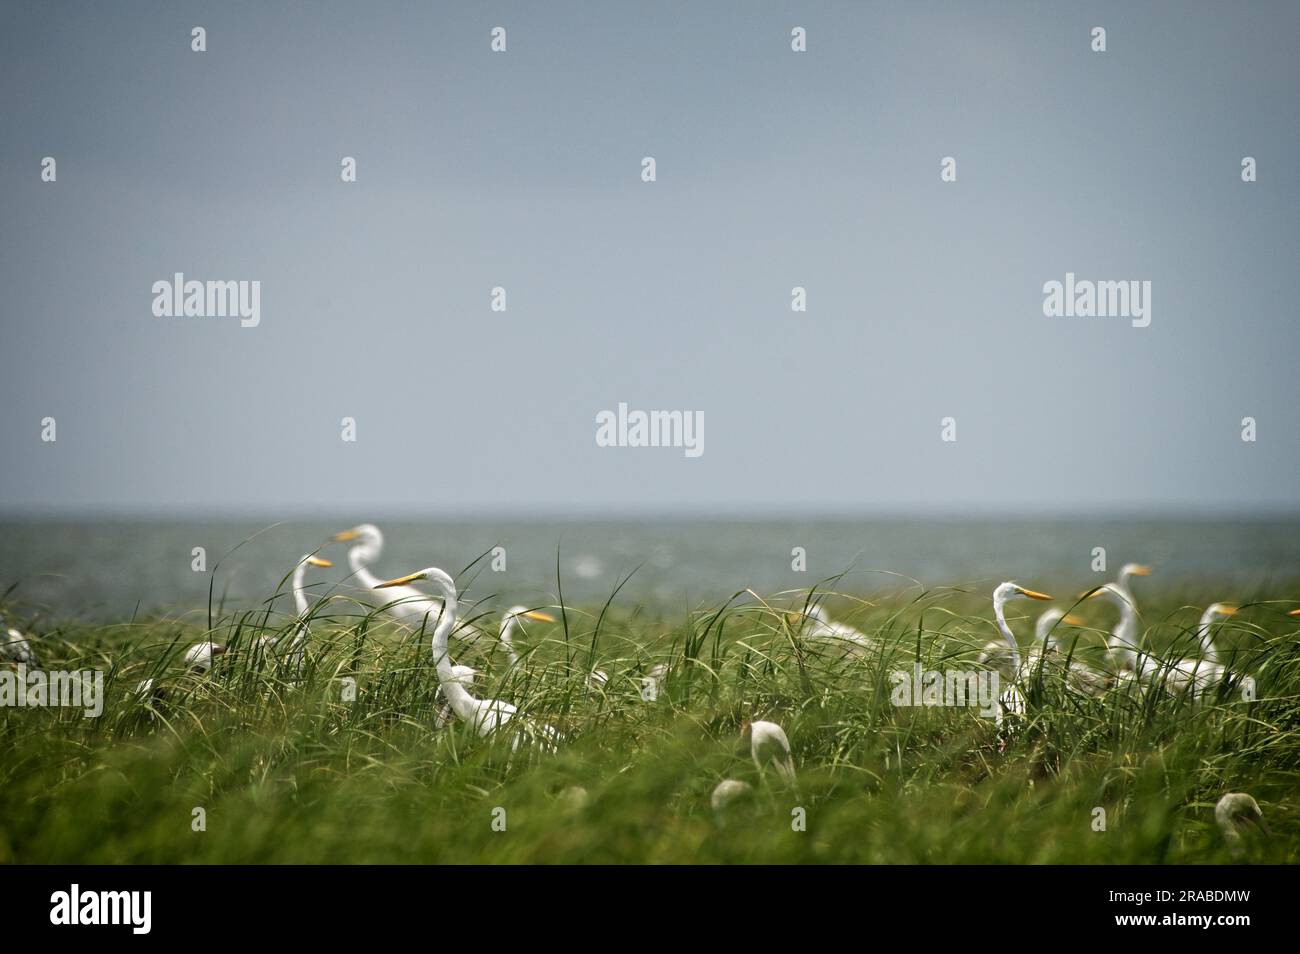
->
[1061, 613, 1086, 626]
[375, 571, 424, 589]
[1017, 588, 1054, 601]
[523, 610, 556, 623]
[306, 557, 333, 568]
[1217, 605, 1239, 617]
[1289, 608, 1300, 617]
[331, 529, 359, 543]
[1131, 565, 1153, 577]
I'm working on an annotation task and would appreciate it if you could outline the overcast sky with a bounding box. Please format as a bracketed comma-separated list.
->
[2, 1, 1297, 517]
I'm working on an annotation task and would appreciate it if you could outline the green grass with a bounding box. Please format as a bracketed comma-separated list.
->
[2, 579, 1298, 864]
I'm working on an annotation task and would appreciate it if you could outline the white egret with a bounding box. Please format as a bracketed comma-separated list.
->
[253, 555, 333, 668]
[558, 786, 590, 811]
[711, 779, 753, 812]
[331, 525, 442, 629]
[644, 663, 668, 699]
[375, 567, 558, 748]
[2, 626, 39, 666]
[1106, 564, 1152, 668]
[588, 669, 609, 690]
[1024, 608, 1108, 695]
[979, 582, 1053, 726]
[1162, 604, 1238, 700]
[978, 582, 1055, 679]
[183, 640, 226, 672]
[1085, 582, 1142, 673]
[497, 606, 555, 668]
[435, 664, 479, 729]
[1215, 792, 1268, 858]
[792, 602, 873, 654]
[746, 719, 797, 787]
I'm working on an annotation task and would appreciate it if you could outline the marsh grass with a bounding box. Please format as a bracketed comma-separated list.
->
[1, 574, 1297, 864]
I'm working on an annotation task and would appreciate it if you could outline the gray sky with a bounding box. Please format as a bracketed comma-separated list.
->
[2, 1, 1297, 517]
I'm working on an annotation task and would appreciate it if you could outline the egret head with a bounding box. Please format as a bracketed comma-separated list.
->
[1119, 563, 1153, 582]
[994, 581, 1054, 607]
[1206, 603, 1238, 621]
[1034, 608, 1085, 643]
[374, 566, 456, 597]
[330, 524, 383, 559]
[504, 606, 556, 625]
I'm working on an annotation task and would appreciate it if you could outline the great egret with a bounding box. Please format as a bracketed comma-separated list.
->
[1106, 564, 1152, 668]
[497, 606, 556, 668]
[746, 719, 797, 786]
[435, 664, 479, 729]
[183, 640, 226, 672]
[711, 779, 753, 812]
[2, 626, 39, 666]
[375, 567, 558, 748]
[253, 555, 333, 668]
[1085, 582, 1142, 673]
[1162, 604, 1238, 700]
[978, 582, 1055, 679]
[980, 582, 1053, 725]
[331, 525, 442, 628]
[1024, 608, 1108, 695]
[792, 603, 873, 654]
[1215, 792, 1268, 858]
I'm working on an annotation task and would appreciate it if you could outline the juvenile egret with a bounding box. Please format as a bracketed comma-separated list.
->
[1215, 792, 1268, 858]
[331, 525, 442, 628]
[497, 606, 556, 668]
[2, 626, 39, 666]
[711, 779, 753, 812]
[746, 719, 797, 786]
[375, 567, 558, 748]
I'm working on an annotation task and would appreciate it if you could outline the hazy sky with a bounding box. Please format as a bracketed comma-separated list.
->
[2, 1, 1297, 516]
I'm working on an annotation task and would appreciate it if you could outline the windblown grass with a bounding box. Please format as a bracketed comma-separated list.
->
[1, 575, 1297, 864]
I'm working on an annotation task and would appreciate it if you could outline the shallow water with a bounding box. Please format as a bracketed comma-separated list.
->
[2, 516, 1298, 622]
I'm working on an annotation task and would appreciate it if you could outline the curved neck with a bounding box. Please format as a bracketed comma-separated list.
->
[1195, 609, 1221, 665]
[429, 578, 478, 719]
[1105, 590, 1138, 667]
[292, 560, 310, 617]
[1034, 613, 1057, 648]
[499, 616, 521, 667]
[993, 596, 1022, 672]
[349, 546, 381, 590]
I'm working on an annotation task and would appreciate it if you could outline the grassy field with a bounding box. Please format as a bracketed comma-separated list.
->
[2, 578, 1298, 864]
